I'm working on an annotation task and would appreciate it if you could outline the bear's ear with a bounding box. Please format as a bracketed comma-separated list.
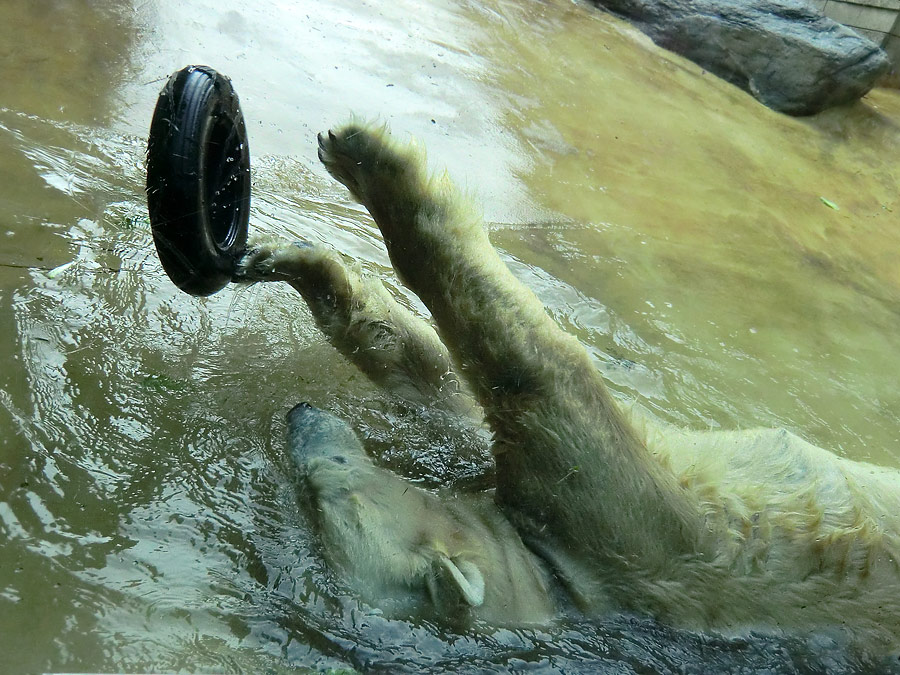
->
[437, 554, 485, 607]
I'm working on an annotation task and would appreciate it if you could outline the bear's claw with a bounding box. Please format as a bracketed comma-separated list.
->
[316, 123, 395, 199]
[233, 239, 320, 284]
[233, 244, 276, 282]
[317, 127, 361, 194]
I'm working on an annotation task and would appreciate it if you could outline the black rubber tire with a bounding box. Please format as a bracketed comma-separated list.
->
[146, 65, 250, 296]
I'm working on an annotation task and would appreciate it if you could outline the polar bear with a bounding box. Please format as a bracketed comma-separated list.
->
[236, 122, 900, 652]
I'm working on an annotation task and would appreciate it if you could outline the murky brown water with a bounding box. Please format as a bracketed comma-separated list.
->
[2, 0, 899, 672]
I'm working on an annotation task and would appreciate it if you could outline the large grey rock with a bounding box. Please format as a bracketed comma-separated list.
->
[592, 0, 891, 115]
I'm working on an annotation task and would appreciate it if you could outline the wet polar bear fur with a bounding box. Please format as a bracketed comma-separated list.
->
[236, 122, 900, 651]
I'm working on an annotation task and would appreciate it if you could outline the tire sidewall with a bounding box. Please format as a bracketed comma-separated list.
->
[146, 66, 250, 296]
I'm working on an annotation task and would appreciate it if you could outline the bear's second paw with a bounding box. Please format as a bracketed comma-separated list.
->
[233, 240, 313, 283]
[318, 122, 419, 204]
[317, 125, 372, 196]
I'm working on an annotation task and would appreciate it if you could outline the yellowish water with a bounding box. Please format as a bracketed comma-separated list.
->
[477, 0, 900, 464]
[1, 0, 899, 672]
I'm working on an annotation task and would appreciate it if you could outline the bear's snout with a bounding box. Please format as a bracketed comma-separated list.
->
[287, 401, 316, 420]
[286, 402, 366, 468]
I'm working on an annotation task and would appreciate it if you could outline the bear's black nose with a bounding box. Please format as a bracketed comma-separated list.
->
[287, 401, 316, 421]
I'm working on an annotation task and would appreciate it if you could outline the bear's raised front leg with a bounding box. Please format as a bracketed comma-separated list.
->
[235, 239, 476, 417]
[317, 123, 705, 603]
